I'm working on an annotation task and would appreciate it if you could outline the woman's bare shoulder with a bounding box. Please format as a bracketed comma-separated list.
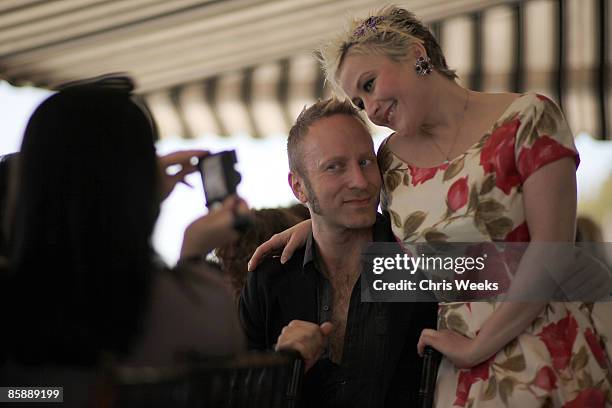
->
[470, 91, 524, 127]
[479, 91, 523, 110]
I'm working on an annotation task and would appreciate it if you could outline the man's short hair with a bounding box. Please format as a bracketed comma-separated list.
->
[287, 98, 368, 176]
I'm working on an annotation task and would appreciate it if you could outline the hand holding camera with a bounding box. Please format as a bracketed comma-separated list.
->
[158, 149, 209, 200]
[170, 149, 252, 261]
[199, 150, 252, 233]
[180, 195, 251, 260]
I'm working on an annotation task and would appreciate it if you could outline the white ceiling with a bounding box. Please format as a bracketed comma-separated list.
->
[1, 0, 608, 140]
[0, 0, 515, 93]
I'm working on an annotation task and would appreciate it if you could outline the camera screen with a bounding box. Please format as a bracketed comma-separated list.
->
[201, 155, 228, 202]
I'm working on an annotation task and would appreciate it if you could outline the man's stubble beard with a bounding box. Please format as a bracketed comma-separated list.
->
[302, 176, 322, 216]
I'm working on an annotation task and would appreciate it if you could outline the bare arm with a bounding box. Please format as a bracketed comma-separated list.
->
[247, 219, 313, 271]
[180, 196, 250, 259]
[418, 158, 577, 367]
[470, 157, 577, 360]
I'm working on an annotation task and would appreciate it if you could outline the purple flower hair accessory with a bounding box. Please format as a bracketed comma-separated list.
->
[353, 16, 384, 37]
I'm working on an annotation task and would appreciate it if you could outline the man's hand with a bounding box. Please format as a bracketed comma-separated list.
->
[275, 320, 334, 372]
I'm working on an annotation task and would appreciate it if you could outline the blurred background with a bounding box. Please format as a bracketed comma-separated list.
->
[1, 0, 610, 263]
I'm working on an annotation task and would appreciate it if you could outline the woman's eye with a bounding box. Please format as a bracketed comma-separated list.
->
[355, 99, 364, 110]
[363, 78, 374, 92]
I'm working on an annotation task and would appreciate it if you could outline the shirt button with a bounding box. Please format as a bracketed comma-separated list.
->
[323, 305, 330, 311]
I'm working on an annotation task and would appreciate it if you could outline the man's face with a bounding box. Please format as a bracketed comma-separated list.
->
[291, 114, 381, 231]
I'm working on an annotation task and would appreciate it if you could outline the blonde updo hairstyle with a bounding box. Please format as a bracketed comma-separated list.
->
[319, 5, 457, 96]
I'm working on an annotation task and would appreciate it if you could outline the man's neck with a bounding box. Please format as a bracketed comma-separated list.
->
[311, 220, 373, 278]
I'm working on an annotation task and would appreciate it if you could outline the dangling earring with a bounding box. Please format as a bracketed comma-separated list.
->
[415, 56, 432, 76]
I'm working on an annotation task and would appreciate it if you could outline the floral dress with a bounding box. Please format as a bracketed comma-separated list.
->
[378, 93, 612, 407]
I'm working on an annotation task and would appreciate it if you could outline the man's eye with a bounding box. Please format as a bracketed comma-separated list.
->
[326, 163, 344, 171]
[354, 99, 364, 110]
[359, 159, 373, 167]
[363, 78, 374, 92]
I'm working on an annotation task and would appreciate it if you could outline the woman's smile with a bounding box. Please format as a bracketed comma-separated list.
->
[384, 100, 397, 128]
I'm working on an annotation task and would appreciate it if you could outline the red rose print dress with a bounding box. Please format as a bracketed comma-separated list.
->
[378, 93, 612, 407]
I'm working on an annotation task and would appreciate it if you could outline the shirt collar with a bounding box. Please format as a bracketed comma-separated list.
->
[302, 231, 316, 271]
[301, 212, 393, 273]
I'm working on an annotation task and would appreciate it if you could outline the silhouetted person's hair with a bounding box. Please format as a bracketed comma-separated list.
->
[5, 87, 159, 365]
[0, 152, 17, 258]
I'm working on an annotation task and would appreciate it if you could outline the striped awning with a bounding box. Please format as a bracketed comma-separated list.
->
[0, 0, 609, 139]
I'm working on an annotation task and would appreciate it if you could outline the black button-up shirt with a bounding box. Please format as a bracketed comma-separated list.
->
[239, 213, 437, 407]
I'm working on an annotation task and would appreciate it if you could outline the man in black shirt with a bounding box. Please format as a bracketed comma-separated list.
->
[239, 99, 436, 407]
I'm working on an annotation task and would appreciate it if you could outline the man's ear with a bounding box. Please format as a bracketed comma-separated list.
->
[288, 172, 308, 204]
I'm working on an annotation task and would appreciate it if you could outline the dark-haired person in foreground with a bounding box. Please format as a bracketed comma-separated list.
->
[239, 98, 436, 407]
[0, 152, 17, 265]
[0, 84, 246, 405]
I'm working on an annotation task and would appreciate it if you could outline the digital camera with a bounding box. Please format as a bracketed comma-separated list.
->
[198, 150, 241, 208]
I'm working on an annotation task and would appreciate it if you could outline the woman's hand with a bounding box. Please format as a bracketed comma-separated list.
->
[247, 219, 312, 271]
[158, 150, 208, 200]
[179, 195, 251, 260]
[417, 329, 485, 369]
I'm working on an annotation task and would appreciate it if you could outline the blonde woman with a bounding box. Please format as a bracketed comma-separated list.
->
[250, 6, 612, 407]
